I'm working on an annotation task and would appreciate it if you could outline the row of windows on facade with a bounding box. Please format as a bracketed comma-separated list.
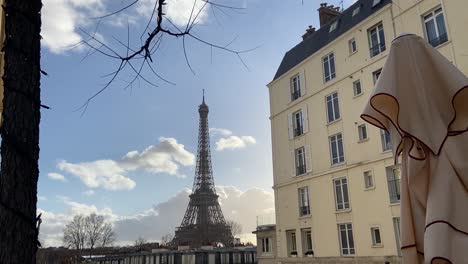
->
[272, 217, 402, 257]
[293, 127, 391, 177]
[113, 252, 256, 264]
[296, 166, 401, 220]
[289, 6, 448, 102]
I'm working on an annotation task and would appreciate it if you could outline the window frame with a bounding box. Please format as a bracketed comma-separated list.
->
[353, 79, 362, 97]
[373, 68, 382, 84]
[386, 166, 401, 204]
[290, 74, 301, 101]
[423, 7, 448, 47]
[298, 187, 310, 217]
[371, 226, 383, 246]
[333, 177, 350, 211]
[325, 91, 341, 123]
[287, 231, 297, 256]
[295, 147, 307, 176]
[368, 23, 386, 57]
[381, 129, 391, 152]
[322, 52, 336, 82]
[329, 133, 345, 166]
[293, 110, 304, 137]
[372, 0, 381, 7]
[349, 38, 357, 54]
[358, 124, 368, 142]
[352, 6, 360, 17]
[338, 223, 355, 256]
[261, 237, 272, 253]
[363, 170, 375, 189]
[329, 21, 338, 32]
[302, 229, 314, 255]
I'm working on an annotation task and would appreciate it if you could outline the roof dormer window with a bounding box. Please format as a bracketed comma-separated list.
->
[329, 21, 338, 32]
[372, 0, 382, 7]
[352, 7, 360, 16]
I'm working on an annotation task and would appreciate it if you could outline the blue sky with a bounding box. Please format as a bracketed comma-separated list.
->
[38, 0, 356, 246]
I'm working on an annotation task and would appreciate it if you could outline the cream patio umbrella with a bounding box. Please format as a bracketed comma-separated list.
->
[361, 34, 468, 263]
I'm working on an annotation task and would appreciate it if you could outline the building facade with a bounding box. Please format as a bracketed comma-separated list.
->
[267, 0, 468, 263]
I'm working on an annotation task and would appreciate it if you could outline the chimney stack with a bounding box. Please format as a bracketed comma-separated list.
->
[302, 26, 316, 40]
[318, 3, 342, 27]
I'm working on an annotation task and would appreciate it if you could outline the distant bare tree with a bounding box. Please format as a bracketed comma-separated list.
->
[63, 213, 115, 253]
[63, 215, 87, 250]
[134, 236, 147, 248]
[226, 220, 242, 238]
[160, 233, 174, 246]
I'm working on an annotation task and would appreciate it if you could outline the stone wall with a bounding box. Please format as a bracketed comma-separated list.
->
[276, 256, 401, 264]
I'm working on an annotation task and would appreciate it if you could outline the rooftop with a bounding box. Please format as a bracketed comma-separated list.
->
[272, 0, 392, 81]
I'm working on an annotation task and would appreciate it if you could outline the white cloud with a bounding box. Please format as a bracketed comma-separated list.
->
[137, 0, 209, 27]
[42, 0, 105, 53]
[38, 186, 274, 247]
[216, 136, 256, 151]
[38, 196, 47, 201]
[83, 190, 95, 196]
[56, 137, 195, 190]
[47, 172, 68, 182]
[210, 128, 233, 137]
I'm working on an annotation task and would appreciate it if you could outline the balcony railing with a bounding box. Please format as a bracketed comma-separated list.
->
[291, 90, 301, 101]
[294, 126, 303, 137]
[299, 206, 310, 217]
[429, 33, 448, 47]
[296, 165, 306, 176]
[256, 214, 275, 227]
[370, 42, 386, 57]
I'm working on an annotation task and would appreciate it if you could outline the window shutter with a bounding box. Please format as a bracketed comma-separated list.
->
[288, 113, 294, 139]
[305, 144, 312, 172]
[300, 70, 306, 96]
[291, 150, 296, 177]
[302, 105, 309, 133]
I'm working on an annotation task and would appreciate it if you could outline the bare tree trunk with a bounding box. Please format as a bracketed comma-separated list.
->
[0, 0, 42, 263]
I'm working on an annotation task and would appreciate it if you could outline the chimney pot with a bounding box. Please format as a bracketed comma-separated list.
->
[318, 2, 342, 27]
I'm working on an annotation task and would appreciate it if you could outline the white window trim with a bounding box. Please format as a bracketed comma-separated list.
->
[295, 147, 306, 176]
[329, 133, 345, 166]
[298, 187, 310, 217]
[370, 226, 383, 247]
[386, 166, 401, 204]
[322, 52, 336, 82]
[363, 170, 375, 190]
[353, 79, 362, 97]
[349, 38, 357, 55]
[302, 229, 314, 255]
[338, 223, 355, 256]
[352, 6, 360, 17]
[290, 74, 301, 101]
[422, 6, 448, 47]
[333, 177, 350, 211]
[368, 23, 385, 57]
[373, 68, 382, 84]
[287, 231, 297, 255]
[381, 129, 392, 152]
[261, 237, 272, 254]
[325, 91, 341, 124]
[358, 124, 368, 142]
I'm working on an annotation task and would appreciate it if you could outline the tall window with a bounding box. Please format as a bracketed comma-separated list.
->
[373, 69, 382, 84]
[393, 217, 402, 256]
[329, 21, 338, 32]
[290, 75, 301, 101]
[353, 80, 362, 96]
[261, 237, 272, 253]
[326, 92, 340, 123]
[323, 53, 336, 82]
[329, 133, 345, 165]
[334, 177, 350, 210]
[358, 124, 368, 141]
[302, 229, 313, 255]
[381, 129, 391, 151]
[364, 170, 374, 189]
[287, 231, 297, 256]
[349, 38, 357, 54]
[298, 187, 310, 216]
[368, 23, 386, 57]
[423, 7, 448, 47]
[338, 223, 355, 255]
[295, 147, 306, 176]
[352, 6, 360, 17]
[293, 110, 303, 137]
[387, 166, 401, 203]
[371, 227, 382, 246]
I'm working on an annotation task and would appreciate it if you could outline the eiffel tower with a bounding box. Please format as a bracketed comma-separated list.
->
[172, 93, 233, 247]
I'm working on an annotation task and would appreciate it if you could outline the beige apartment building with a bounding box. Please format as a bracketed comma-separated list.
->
[262, 0, 468, 263]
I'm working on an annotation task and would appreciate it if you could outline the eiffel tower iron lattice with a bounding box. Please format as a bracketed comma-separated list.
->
[172, 94, 233, 247]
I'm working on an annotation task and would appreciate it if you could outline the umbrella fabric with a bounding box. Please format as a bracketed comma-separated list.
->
[361, 34, 468, 263]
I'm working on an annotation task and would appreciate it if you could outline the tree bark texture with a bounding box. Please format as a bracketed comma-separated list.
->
[0, 0, 42, 263]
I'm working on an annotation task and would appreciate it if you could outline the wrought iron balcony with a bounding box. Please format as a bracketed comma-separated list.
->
[370, 42, 386, 57]
[294, 126, 303, 137]
[429, 33, 448, 47]
[299, 206, 310, 217]
[291, 90, 301, 101]
[296, 165, 306, 176]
